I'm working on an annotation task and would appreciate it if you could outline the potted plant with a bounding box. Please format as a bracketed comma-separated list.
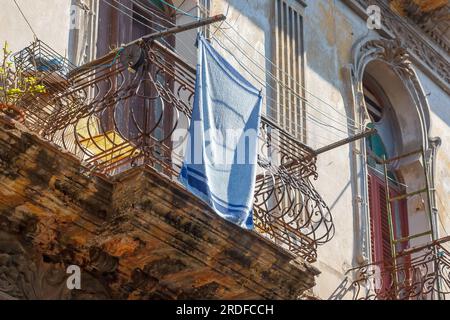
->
[0, 41, 46, 122]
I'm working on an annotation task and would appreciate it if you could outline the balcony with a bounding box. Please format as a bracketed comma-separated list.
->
[4, 39, 335, 264]
[330, 237, 450, 300]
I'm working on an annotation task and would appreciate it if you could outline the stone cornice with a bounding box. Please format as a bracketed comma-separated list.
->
[342, 0, 450, 94]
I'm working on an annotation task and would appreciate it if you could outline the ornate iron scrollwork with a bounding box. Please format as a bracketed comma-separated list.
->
[8, 40, 334, 262]
[330, 240, 450, 300]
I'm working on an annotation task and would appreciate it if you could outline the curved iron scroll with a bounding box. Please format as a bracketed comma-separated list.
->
[9, 40, 334, 262]
[329, 240, 450, 300]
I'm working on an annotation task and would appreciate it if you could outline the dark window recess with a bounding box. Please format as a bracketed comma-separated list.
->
[365, 96, 383, 122]
[96, 0, 175, 143]
[363, 86, 384, 122]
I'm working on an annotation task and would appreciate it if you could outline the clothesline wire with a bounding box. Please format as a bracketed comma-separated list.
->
[108, 0, 174, 41]
[212, 35, 359, 137]
[104, 0, 355, 142]
[214, 36, 353, 139]
[105, 0, 189, 57]
[212, 28, 361, 133]
[115, 2, 352, 148]
[207, 6, 361, 129]
[119, 0, 362, 139]
[128, 0, 361, 134]
[132, 0, 177, 27]
[179, 5, 366, 145]
[153, 0, 201, 19]
[13, 0, 38, 40]
[194, 3, 362, 129]
[103, 0, 197, 60]
[100, 0, 356, 147]
[132, 0, 354, 140]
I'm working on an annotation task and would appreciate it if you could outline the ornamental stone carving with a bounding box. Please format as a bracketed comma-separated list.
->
[344, 0, 450, 93]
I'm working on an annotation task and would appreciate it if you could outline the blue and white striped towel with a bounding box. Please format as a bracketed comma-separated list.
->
[179, 34, 262, 229]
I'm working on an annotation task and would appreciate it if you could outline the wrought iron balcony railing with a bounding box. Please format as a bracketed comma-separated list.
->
[5, 40, 335, 263]
[329, 237, 450, 300]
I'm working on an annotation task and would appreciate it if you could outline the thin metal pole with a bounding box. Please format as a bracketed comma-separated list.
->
[314, 129, 376, 156]
[138, 14, 226, 43]
[422, 148, 436, 242]
[382, 148, 422, 164]
[383, 154, 398, 298]
[422, 147, 442, 300]
[69, 15, 226, 77]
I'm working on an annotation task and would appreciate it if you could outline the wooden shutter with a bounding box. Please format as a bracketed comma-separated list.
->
[378, 183, 394, 269]
[368, 174, 376, 261]
[368, 171, 394, 296]
[368, 170, 410, 298]
[368, 172, 392, 265]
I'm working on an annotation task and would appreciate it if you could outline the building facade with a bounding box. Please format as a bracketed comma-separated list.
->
[0, 0, 449, 299]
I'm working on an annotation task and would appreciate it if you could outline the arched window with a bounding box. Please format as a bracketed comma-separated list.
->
[364, 77, 409, 292]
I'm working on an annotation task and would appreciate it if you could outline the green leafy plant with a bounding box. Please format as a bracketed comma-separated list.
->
[0, 41, 46, 119]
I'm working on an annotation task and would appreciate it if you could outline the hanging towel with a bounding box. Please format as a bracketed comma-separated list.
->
[179, 34, 262, 229]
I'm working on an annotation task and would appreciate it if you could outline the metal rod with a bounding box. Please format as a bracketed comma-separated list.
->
[382, 148, 423, 164]
[397, 235, 450, 257]
[389, 188, 428, 202]
[383, 154, 398, 297]
[422, 147, 441, 299]
[137, 14, 226, 44]
[422, 148, 436, 243]
[393, 230, 432, 244]
[69, 15, 226, 77]
[314, 128, 377, 156]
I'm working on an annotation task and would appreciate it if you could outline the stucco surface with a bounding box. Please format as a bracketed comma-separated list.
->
[0, 0, 70, 56]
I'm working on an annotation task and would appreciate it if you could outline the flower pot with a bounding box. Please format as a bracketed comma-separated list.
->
[0, 103, 25, 123]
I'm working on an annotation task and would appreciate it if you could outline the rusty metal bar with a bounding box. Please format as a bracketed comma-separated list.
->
[393, 230, 432, 244]
[314, 128, 376, 156]
[389, 188, 428, 202]
[138, 14, 226, 43]
[382, 148, 423, 164]
[69, 15, 226, 78]
[383, 154, 399, 296]
[397, 235, 450, 257]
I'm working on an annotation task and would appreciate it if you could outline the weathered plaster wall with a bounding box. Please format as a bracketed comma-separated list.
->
[173, 0, 203, 66]
[415, 67, 450, 245]
[302, 0, 450, 299]
[302, 0, 371, 298]
[205, 2, 361, 298]
[0, 0, 71, 56]
[209, 0, 275, 111]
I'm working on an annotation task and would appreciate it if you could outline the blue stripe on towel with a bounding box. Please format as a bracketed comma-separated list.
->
[179, 33, 262, 230]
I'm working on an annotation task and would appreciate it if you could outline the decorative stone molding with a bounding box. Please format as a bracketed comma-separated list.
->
[350, 35, 436, 265]
[0, 231, 110, 299]
[352, 36, 431, 137]
[343, 0, 450, 94]
[389, 0, 449, 51]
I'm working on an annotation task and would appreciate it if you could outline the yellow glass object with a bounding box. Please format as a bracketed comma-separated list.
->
[79, 129, 139, 165]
